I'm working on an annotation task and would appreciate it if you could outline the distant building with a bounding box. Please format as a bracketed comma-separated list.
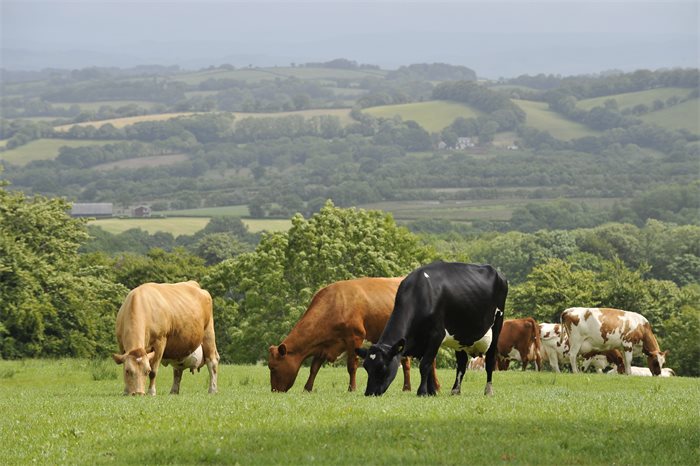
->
[70, 203, 113, 218]
[455, 137, 475, 150]
[132, 205, 152, 218]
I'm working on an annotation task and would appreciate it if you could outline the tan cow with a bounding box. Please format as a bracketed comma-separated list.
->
[113, 281, 219, 395]
[268, 277, 439, 392]
[496, 317, 542, 371]
[561, 307, 667, 376]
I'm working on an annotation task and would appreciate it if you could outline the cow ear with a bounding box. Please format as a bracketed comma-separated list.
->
[355, 347, 368, 359]
[278, 344, 287, 357]
[663, 350, 670, 356]
[147, 350, 156, 363]
[113, 353, 126, 365]
[390, 339, 405, 356]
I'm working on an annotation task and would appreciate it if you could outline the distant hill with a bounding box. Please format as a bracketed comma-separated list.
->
[512, 99, 600, 140]
[576, 87, 693, 111]
[362, 100, 482, 133]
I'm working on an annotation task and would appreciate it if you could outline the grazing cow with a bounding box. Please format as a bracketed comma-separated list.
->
[268, 277, 438, 392]
[468, 356, 485, 371]
[357, 262, 507, 397]
[581, 349, 625, 374]
[608, 367, 676, 377]
[113, 281, 219, 395]
[561, 307, 668, 376]
[539, 323, 568, 372]
[496, 318, 541, 371]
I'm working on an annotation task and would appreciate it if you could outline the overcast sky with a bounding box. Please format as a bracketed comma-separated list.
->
[2, 1, 698, 76]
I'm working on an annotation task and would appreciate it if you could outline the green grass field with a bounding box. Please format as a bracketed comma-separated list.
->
[639, 98, 700, 133]
[173, 67, 386, 85]
[93, 154, 188, 171]
[576, 87, 692, 111]
[513, 99, 601, 140]
[90, 216, 291, 235]
[164, 205, 251, 217]
[0, 138, 115, 165]
[50, 100, 161, 111]
[363, 100, 483, 133]
[54, 112, 202, 131]
[231, 108, 354, 126]
[0, 360, 697, 465]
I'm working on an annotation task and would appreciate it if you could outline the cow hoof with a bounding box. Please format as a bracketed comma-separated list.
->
[484, 383, 494, 396]
[450, 389, 461, 396]
[402, 386, 411, 392]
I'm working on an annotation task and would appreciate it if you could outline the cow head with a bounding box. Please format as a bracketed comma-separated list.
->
[268, 344, 297, 392]
[646, 350, 669, 376]
[113, 348, 155, 395]
[356, 339, 404, 396]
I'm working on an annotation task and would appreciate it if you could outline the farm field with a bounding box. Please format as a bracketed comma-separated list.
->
[50, 100, 161, 111]
[576, 87, 693, 111]
[513, 99, 600, 140]
[231, 108, 354, 126]
[90, 216, 291, 235]
[53, 112, 202, 131]
[173, 66, 386, 85]
[363, 100, 482, 132]
[360, 197, 620, 222]
[0, 360, 697, 465]
[0, 138, 114, 165]
[164, 205, 250, 217]
[639, 98, 700, 133]
[93, 154, 188, 171]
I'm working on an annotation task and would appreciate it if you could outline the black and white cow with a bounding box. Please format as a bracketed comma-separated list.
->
[356, 262, 508, 397]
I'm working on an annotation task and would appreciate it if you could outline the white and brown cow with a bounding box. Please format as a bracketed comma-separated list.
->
[561, 307, 667, 376]
[496, 317, 541, 371]
[539, 323, 568, 372]
[113, 281, 219, 395]
[608, 366, 676, 377]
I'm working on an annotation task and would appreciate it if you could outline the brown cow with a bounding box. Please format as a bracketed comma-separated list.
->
[496, 317, 542, 371]
[113, 281, 219, 395]
[268, 277, 439, 392]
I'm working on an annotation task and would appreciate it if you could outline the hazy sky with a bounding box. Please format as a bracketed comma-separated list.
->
[2, 1, 698, 76]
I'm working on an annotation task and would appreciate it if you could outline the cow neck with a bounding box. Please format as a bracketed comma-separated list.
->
[281, 318, 320, 360]
[378, 303, 412, 348]
[119, 307, 149, 353]
[641, 325, 660, 355]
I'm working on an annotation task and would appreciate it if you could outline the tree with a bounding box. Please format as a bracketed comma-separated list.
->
[203, 201, 435, 362]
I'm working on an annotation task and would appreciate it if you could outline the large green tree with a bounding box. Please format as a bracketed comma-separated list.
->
[203, 201, 435, 362]
[0, 179, 127, 358]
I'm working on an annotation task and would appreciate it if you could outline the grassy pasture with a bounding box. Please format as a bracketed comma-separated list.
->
[576, 87, 692, 111]
[92, 154, 188, 171]
[0, 359, 697, 465]
[0, 138, 114, 166]
[513, 99, 601, 140]
[363, 100, 483, 132]
[231, 108, 354, 126]
[639, 98, 700, 134]
[90, 216, 291, 235]
[53, 112, 202, 131]
[164, 205, 250, 217]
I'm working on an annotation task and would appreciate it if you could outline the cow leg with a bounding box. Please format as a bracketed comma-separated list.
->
[568, 344, 581, 374]
[550, 355, 560, 373]
[417, 336, 443, 396]
[401, 357, 411, 391]
[346, 351, 359, 392]
[451, 350, 468, 395]
[170, 368, 184, 395]
[623, 348, 633, 375]
[147, 341, 166, 396]
[432, 359, 441, 392]
[484, 308, 504, 396]
[202, 319, 219, 394]
[520, 350, 528, 371]
[303, 355, 324, 392]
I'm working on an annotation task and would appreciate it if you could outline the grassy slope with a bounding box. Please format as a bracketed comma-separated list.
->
[174, 67, 386, 85]
[0, 138, 114, 165]
[576, 87, 693, 111]
[50, 100, 161, 111]
[231, 108, 354, 125]
[639, 98, 700, 133]
[513, 99, 600, 140]
[363, 100, 483, 133]
[0, 360, 697, 465]
[92, 154, 188, 171]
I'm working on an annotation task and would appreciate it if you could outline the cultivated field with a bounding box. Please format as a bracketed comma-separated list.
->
[363, 100, 483, 133]
[93, 154, 188, 171]
[53, 112, 202, 131]
[639, 98, 700, 133]
[512, 99, 600, 140]
[576, 87, 693, 111]
[90, 216, 291, 235]
[231, 108, 354, 126]
[0, 360, 697, 465]
[0, 138, 114, 165]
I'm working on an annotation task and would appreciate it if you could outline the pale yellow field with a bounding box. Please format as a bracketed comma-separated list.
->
[90, 217, 291, 235]
[54, 112, 202, 131]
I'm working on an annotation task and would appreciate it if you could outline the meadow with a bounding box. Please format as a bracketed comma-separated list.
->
[0, 138, 115, 165]
[362, 100, 483, 132]
[511, 99, 600, 140]
[53, 112, 202, 131]
[0, 359, 697, 465]
[639, 98, 700, 133]
[576, 87, 693, 111]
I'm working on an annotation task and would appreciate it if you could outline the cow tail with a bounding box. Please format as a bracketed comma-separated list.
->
[530, 317, 542, 359]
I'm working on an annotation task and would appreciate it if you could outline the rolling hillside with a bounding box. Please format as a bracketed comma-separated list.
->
[639, 98, 700, 133]
[512, 99, 600, 140]
[362, 100, 483, 132]
[576, 87, 693, 111]
[0, 138, 115, 166]
[53, 112, 202, 131]
[173, 66, 386, 85]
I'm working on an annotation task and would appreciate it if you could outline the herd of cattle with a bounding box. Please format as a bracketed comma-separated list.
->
[112, 262, 672, 396]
